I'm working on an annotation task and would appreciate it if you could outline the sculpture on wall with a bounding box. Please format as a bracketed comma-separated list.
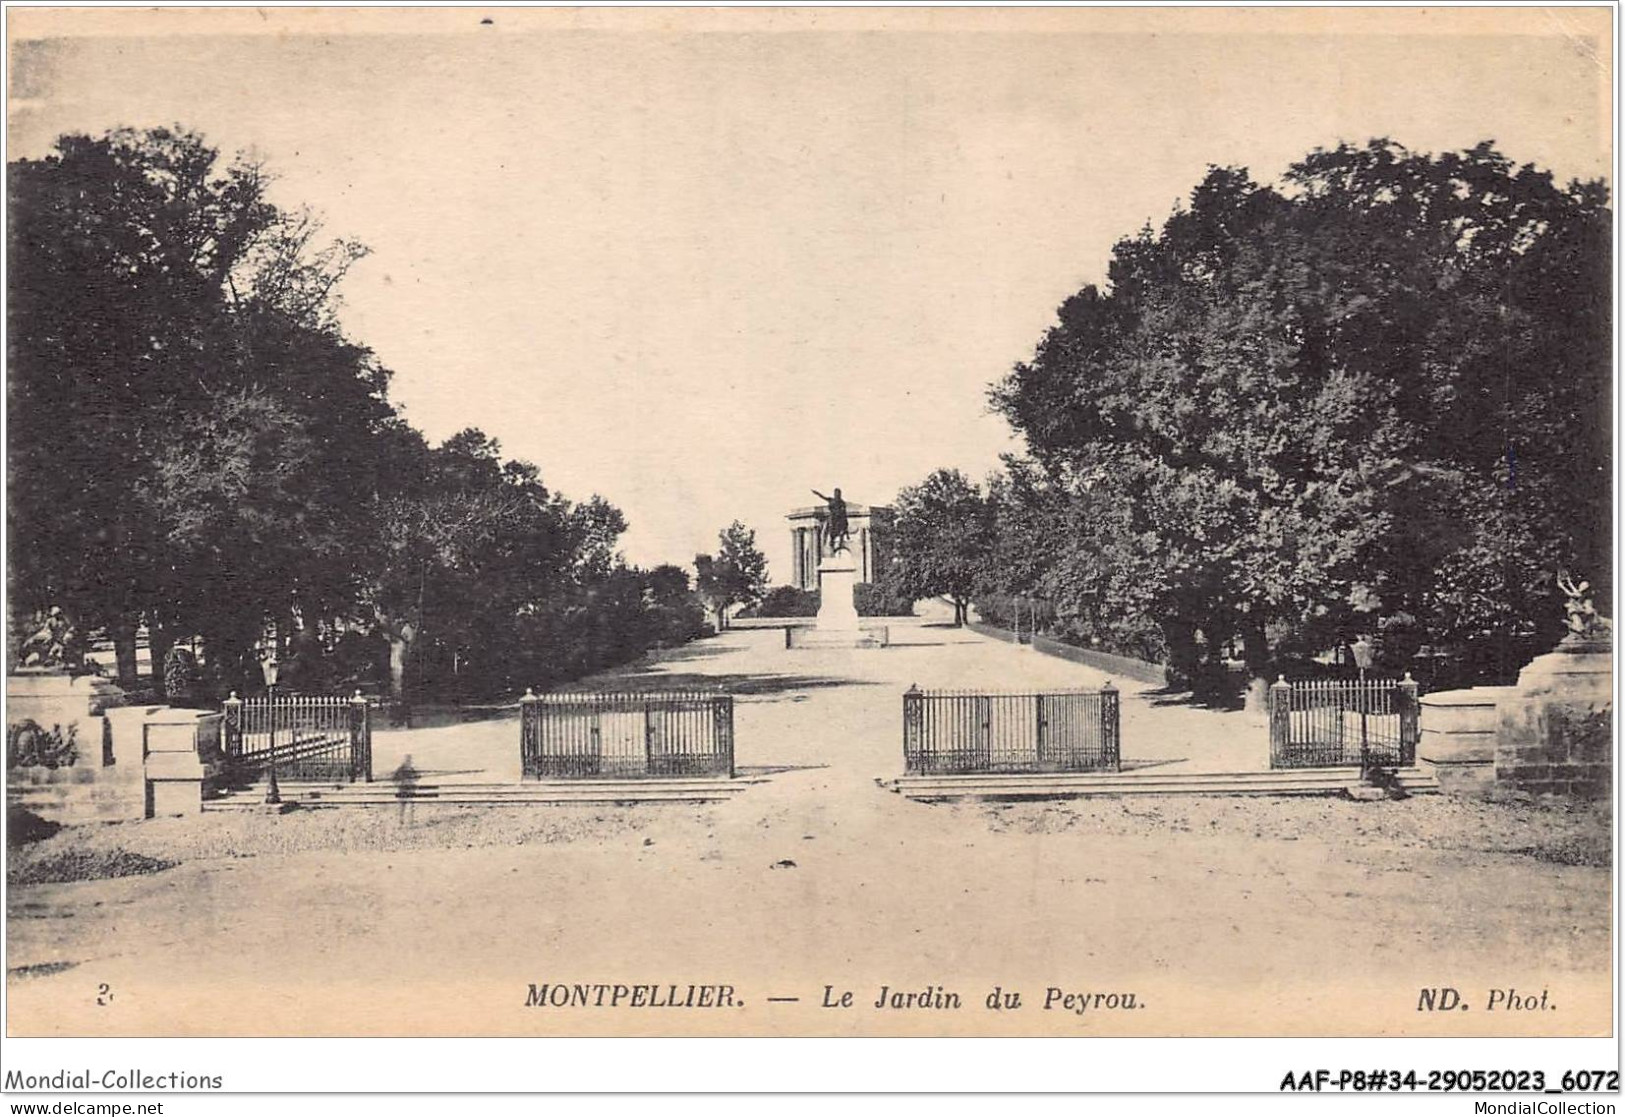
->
[1557, 572, 1612, 643]
[17, 606, 83, 672]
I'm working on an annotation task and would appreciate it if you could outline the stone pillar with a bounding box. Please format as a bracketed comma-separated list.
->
[1418, 686, 1517, 795]
[142, 708, 221, 818]
[1494, 630, 1612, 798]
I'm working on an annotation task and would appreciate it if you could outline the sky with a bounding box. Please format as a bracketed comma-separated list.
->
[7, 7, 1612, 581]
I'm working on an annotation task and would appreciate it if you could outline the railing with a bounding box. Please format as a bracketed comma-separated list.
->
[222, 691, 373, 782]
[519, 690, 734, 780]
[1268, 674, 1418, 770]
[902, 684, 1120, 776]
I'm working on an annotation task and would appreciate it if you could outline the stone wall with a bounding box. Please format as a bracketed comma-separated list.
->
[8, 676, 223, 823]
[8, 764, 146, 825]
[1412, 632, 1611, 799]
[1494, 634, 1611, 799]
[7, 671, 126, 756]
[1495, 703, 1612, 798]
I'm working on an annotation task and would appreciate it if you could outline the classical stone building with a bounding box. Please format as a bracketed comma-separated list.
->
[787, 500, 892, 590]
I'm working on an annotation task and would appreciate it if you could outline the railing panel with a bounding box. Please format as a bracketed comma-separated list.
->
[519, 690, 734, 780]
[1269, 675, 1418, 770]
[221, 692, 370, 782]
[902, 686, 1120, 776]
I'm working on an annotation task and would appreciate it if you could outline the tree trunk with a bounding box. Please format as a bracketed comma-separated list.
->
[1234, 617, 1262, 673]
[1164, 617, 1200, 691]
[148, 622, 176, 699]
[952, 598, 967, 627]
[388, 634, 412, 701]
[1241, 617, 1271, 712]
[110, 614, 140, 688]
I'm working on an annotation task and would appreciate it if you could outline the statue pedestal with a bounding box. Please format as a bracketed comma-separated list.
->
[7, 670, 125, 753]
[1493, 633, 1612, 798]
[788, 548, 884, 650]
[815, 550, 861, 632]
[7, 672, 140, 824]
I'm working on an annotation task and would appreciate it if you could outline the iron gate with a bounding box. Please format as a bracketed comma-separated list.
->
[902, 685, 1120, 775]
[519, 690, 735, 779]
[222, 691, 373, 782]
[1268, 675, 1419, 770]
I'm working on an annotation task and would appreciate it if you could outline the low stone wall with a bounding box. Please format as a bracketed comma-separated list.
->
[8, 764, 146, 824]
[966, 621, 1168, 687]
[787, 625, 888, 649]
[1417, 686, 1517, 795]
[731, 615, 915, 631]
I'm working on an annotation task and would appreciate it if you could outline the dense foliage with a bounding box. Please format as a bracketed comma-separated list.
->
[853, 582, 916, 618]
[981, 140, 1610, 691]
[887, 469, 996, 626]
[9, 127, 711, 702]
[742, 584, 916, 619]
[745, 586, 821, 618]
[694, 522, 769, 629]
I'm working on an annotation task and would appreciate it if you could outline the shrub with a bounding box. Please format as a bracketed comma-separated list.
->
[855, 582, 916, 617]
[162, 645, 207, 707]
[747, 586, 820, 617]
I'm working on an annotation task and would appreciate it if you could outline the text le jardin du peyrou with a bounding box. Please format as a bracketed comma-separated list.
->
[525, 982, 1137, 1015]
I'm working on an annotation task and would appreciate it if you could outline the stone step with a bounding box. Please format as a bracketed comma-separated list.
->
[882, 767, 1440, 800]
[204, 777, 759, 809]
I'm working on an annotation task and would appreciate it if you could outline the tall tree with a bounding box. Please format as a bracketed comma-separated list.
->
[694, 521, 768, 630]
[989, 139, 1611, 687]
[9, 126, 396, 690]
[889, 469, 994, 627]
[364, 429, 587, 700]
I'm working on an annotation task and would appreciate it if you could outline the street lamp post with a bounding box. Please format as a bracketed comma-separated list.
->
[261, 653, 281, 805]
[1350, 635, 1375, 773]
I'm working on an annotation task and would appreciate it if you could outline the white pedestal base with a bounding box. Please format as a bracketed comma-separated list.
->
[785, 548, 885, 649]
[815, 550, 861, 632]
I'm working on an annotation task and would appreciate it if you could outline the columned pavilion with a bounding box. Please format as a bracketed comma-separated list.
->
[786, 501, 892, 590]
